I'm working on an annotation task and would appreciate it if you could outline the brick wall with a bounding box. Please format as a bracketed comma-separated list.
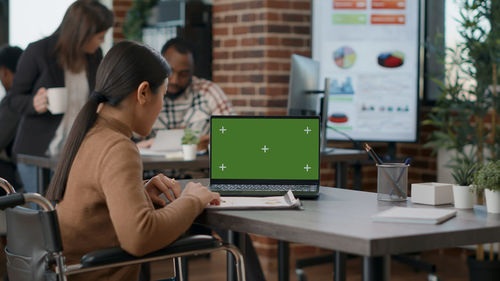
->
[113, 0, 440, 276]
[212, 0, 311, 116]
[112, 0, 132, 42]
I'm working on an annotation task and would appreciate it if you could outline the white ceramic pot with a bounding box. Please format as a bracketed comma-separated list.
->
[182, 144, 197, 161]
[452, 185, 474, 209]
[485, 189, 500, 213]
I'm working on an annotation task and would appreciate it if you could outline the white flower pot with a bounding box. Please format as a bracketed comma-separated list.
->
[182, 144, 197, 161]
[485, 189, 500, 214]
[452, 185, 474, 209]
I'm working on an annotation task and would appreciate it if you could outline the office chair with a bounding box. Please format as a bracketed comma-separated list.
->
[0, 177, 246, 281]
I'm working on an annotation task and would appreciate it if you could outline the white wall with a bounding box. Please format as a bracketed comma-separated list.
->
[9, 0, 113, 52]
[9, 0, 74, 49]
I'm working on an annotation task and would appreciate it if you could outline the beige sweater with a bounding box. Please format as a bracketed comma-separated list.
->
[57, 112, 205, 281]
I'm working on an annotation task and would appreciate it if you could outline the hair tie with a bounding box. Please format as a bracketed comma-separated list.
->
[90, 91, 108, 104]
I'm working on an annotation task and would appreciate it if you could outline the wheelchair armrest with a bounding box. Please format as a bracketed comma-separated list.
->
[0, 193, 25, 210]
[79, 235, 221, 268]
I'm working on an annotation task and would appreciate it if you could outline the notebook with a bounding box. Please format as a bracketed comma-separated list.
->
[209, 116, 320, 198]
[372, 207, 457, 224]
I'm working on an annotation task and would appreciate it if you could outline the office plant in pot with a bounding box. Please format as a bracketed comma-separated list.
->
[472, 160, 500, 214]
[468, 160, 500, 280]
[181, 128, 199, 161]
[450, 154, 477, 209]
[423, 0, 500, 269]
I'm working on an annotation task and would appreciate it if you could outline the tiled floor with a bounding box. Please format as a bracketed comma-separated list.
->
[152, 248, 476, 281]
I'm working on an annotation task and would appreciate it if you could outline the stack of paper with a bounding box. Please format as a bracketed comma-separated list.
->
[372, 207, 457, 224]
[207, 190, 303, 210]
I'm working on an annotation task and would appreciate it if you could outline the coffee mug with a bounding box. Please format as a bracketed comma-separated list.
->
[47, 87, 68, 115]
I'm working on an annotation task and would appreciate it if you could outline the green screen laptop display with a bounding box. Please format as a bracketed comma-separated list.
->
[210, 116, 319, 181]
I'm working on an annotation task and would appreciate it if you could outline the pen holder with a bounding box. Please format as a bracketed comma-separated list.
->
[377, 163, 408, 201]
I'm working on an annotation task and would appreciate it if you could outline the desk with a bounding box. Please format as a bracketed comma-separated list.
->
[188, 179, 500, 281]
[16, 154, 209, 194]
[16, 148, 367, 194]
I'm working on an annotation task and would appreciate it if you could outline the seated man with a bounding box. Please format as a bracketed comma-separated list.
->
[0, 45, 23, 189]
[138, 37, 234, 151]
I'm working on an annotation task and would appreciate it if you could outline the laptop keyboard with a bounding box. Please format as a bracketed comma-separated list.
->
[210, 184, 317, 192]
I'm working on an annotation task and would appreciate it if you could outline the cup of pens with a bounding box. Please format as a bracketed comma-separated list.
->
[376, 163, 408, 201]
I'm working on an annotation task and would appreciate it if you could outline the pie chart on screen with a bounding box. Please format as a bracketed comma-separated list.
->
[333, 46, 356, 69]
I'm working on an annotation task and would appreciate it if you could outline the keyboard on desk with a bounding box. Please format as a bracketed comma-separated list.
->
[209, 184, 319, 198]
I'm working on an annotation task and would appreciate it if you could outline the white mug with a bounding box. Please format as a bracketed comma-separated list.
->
[47, 87, 68, 115]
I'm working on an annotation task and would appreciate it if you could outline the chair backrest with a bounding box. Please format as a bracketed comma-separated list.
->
[5, 206, 57, 281]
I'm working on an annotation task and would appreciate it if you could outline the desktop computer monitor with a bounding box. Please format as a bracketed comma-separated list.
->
[287, 54, 330, 152]
[287, 54, 320, 116]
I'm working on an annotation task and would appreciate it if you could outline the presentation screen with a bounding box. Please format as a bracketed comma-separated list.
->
[312, 0, 422, 142]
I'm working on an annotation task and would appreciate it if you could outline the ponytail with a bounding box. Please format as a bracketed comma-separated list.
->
[46, 95, 101, 201]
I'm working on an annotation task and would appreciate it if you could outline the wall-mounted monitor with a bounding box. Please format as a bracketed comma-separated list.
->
[312, 0, 423, 143]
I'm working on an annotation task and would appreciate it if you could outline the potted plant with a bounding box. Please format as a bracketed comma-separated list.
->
[181, 128, 199, 161]
[473, 160, 500, 213]
[122, 0, 158, 41]
[450, 153, 477, 209]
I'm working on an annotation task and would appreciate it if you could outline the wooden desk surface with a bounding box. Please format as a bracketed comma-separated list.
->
[188, 179, 500, 257]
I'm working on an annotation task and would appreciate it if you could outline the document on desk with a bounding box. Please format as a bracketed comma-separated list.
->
[206, 190, 303, 210]
[139, 129, 184, 159]
[372, 207, 457, 224]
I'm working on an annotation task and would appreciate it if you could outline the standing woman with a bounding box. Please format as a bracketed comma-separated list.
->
[46, 40, 220, 281]
[8, 0, 113, 193]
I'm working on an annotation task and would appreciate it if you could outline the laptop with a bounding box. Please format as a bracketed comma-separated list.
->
[209, 116, 320, 198]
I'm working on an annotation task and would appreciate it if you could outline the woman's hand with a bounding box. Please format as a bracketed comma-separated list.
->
[183, 182, 220, 206]
[144, 174, 181, 207]
[33, 88, 48, 113]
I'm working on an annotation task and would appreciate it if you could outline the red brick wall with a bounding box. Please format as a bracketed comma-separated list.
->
[113, 0, 132, 42]
[212, 0, 311, 116]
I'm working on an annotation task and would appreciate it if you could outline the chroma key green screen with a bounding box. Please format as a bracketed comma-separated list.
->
[210, 117, 319, 180]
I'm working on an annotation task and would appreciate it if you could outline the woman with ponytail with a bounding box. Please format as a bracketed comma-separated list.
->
[46, 41, 220, 281]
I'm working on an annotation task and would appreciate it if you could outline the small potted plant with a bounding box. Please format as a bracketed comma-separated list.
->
[181, 128, 199, 161]
[472, 160, 500, 214]
[449, 154, 477, 209]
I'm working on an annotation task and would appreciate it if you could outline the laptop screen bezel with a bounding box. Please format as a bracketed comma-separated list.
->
[209, 115, 321, 185]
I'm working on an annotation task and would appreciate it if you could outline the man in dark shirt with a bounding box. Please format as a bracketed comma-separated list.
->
[0, 45, 23, 188]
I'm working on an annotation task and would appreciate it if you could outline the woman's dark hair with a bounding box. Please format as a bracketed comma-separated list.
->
[54, 0, 113, 72]
[46, 41, 171, 201]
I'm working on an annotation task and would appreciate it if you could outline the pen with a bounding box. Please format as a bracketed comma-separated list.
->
[364, 143, 405, 197]
[363, 143, 384, 164]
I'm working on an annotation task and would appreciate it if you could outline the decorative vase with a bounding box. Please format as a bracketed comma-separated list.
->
[484, 189, 500, 214]
[452, 185, 474, 209]
[182, 144, 197, 161]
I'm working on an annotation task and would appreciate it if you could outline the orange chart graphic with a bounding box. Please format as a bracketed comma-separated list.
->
[372, 0, 406, 10]
[333, 0, 367, 10]
[371, 14, 406, 25]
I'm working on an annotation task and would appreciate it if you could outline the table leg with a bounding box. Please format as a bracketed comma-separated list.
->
[353, 162, 362, 190]
[227, 230, 236, 281]
[334, 251, 346, 281]
[278, 241, 289, 281]
[335, 162, 347, 189]
[362, 256, 389, 281]
[37, 167, 44, 195]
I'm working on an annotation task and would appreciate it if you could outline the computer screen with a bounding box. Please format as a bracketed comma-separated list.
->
[210, 116, 319, 180]
[312, 0, 422, 143]
[287, 54, 321, 116]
